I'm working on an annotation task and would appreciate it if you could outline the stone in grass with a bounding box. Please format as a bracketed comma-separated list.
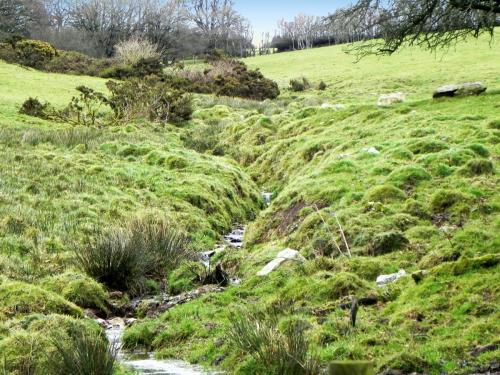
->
[433, 82, 486, 98]
[377, 92, 405, 106]
[257, 248, 305, 276]
[376, 269, 407, 286]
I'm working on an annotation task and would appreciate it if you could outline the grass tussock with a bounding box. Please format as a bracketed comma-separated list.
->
[75, 216, 191, 293]
[47, 331, 116, 375]
[229, 308, 320, 375]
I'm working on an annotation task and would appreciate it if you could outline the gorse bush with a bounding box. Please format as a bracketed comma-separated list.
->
[115, 37, 161, 66]
[290, 77, 311, 92]
[47, 331, 116, 375]
[176, 59, 280, 100]
[75, 216, 190, 293]
[14, 39, 57, 68]
[61, 86, 109, 126]
[19, 98, 52, 119]
[20, 78, 193, 126]
[229, 308, 320, 375]
[106, 77, 193, 125]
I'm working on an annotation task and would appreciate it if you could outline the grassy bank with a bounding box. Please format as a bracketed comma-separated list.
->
[0, 32, 499, 375]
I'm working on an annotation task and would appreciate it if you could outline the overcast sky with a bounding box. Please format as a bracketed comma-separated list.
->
[234, 0, 351, 39]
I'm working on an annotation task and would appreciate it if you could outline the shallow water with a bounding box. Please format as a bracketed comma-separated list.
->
[106, 318, 214, 375]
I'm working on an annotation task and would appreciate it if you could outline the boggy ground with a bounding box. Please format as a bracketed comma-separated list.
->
[0, 32, 499, 375]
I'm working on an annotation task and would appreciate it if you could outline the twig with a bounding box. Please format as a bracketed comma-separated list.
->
[333, 212, 351, 258]
[313, 204, 346, 258]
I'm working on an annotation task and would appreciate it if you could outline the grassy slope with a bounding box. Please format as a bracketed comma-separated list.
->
[0, 61, 261, 372]
[124, 37, 500, 374]
[245, 36, 500, 103]
[0, 33, 499, 375]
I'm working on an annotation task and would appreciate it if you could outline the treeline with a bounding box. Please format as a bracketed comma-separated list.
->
[0, 0, 254, 59]
[269, 10, 380, 52]
[270, 1, 500, 53]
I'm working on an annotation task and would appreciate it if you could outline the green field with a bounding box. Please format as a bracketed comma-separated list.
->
[0, 33, 499, 375]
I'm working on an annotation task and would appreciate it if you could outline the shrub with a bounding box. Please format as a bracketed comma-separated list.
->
[229, 309, 320, 375]
[19, 97, 53, 119]
[115, 37, 161, 66]
[47, 330, 116, 375]
[75, 217, 189, 293]
[289, 77, 311, 92]
[213, 60, 280, 100]
[15, 39, 57, 68]
[106, 77, 193, 125]
[318, 80, 327, 90]
[44, 50, 94, 75]
[60, 86, 109, 126]
[176, 59, 280, 100]
[99, 63, 134, 79]
[0, 42, 17, 63]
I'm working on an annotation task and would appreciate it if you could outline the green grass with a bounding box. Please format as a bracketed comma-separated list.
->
[1, 33, 499, 374]
[244, 34, 500, 103]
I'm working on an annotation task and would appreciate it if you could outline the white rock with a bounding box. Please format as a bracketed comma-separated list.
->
[377, 92, 405, 106]
[363, 147, 380, 155]
[257, 248, 305, 276]
[376, 269, 407, 286]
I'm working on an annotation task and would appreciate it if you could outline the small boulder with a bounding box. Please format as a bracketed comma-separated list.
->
[433, 82, 486, 98]
[363, 146, 381, 155]
[376, 269, 407, 286]
[257, 248, 305, 276]
[377, 92, 405, 106]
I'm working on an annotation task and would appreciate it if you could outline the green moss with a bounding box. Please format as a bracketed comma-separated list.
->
[167, 261, 204, 294]
[379, 352, 431, 373]
[467, 144, 490, 157]
[387, 165, 431, 188]
[460, 159, 495, 176]
[364, 185, 406, 203]
[429, 189, 469, 214]
[433, 255, 500, 276]
[408, 139, 448, 154]
[39, 272, 109, 313]
[122, 320, 159, 350]
[367, 231, 409, 255]
[0, 281, 82, 319]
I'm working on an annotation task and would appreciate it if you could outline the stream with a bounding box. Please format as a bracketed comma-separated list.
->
[103, 224, 251, 374]
[106, 318, 215, 375]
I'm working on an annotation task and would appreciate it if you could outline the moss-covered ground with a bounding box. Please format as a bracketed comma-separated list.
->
[0, 32, 499, 374]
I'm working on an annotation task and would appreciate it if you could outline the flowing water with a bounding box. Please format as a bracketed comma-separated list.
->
[103, 225, 248, 374]
[106, 318, 216, 375]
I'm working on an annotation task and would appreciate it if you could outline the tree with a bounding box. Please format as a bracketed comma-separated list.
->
[336, 0, 500, 56]
[0, 0, 47, 39]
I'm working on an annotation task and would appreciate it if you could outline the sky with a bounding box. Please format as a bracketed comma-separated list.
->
[234, 0, 351, 41]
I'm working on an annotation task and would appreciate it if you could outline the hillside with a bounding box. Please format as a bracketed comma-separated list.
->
[0, 34, 499, 375]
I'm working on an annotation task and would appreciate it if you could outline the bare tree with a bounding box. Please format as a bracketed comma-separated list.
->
[337, 0, 500, 56]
